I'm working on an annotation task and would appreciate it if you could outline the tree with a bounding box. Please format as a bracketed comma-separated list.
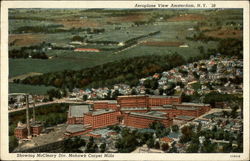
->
[146, 138, 155, 149]
[154, 141, 160, 149]
[9, 136, 18, 152]
[149, 121, 165, 130]
[186, 144, 199, 153]
[197, 122, 202, 132]
[63, 136, 86, 152]
[112, 90, 120, 99]
[100, 143, 106, 152]
[171, 125, 179, 133]
[217, 38, 243, 58]
[82, 95, 88, 101]
[161, 143, 169, 152]
[131, 88, 137, 95]
[180, 126, 193, 143]
[168, 141, 178, 153]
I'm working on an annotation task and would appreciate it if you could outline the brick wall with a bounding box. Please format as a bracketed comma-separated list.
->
[31, 126, 43, 136]
[14, 128, 28, 139]
[123, 113, 173, 128]
[93, 102, 108, 110]
[148, 97, 181, 107]
[83, 111, 120, 129]
[117, 96, 148, 108]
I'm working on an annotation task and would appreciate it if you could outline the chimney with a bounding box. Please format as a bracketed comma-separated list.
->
[26, 94, 31, 137]
[33, 102, 35, 124]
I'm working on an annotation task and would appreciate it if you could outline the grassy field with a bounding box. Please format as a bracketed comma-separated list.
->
[9, 83, 55, 95]
[8, 9, 243, 94]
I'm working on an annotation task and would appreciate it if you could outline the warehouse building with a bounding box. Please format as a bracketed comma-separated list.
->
[65, 95, 211, 137]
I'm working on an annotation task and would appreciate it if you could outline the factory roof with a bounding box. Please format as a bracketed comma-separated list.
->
[92, 100, 117, 104]
[146, 111, 167, 117]
[148, 95, 180, 98]
[30, 123, 43, 127]
[176, 106, 199, 111]
[129, 111, 167, 120]
[68, 105, 91, 118]
[89, 129, 115, 137]
[66, 124, 91, 133]
[150, 106, 166, 110]
[16, 125, 27, 130]
[174, 115, 195, 121]
[178, 102, 210, 106]
[121, 107, 148, 111]
[89, 109, 116, 116]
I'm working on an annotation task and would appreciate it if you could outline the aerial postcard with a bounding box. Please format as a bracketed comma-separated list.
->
[0, 1, 249, 161]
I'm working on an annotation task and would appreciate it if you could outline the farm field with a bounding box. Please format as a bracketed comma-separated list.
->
[9, 83, 55, 95]
[8, 9, 243, 94]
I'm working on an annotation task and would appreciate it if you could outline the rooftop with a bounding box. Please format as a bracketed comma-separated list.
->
[148, 95, 180, 98]
[160, 137, 174, 143]
[66, 124, 91, 133]
[89, 128, 115, 137]
[118, 95, 147, 98]
[121, 107, 148, 111]
[179, 102, 210, 106]
[146, 111, 167, 117]
[129, 112, 167, 120]
[174, 115, 195, 121]
[168, 132, 181, 139]
[176, 106, 199, 111]
[90, 109, 116, 116]
[92, 100, 117, 104]
[30, 123, 43, 127]
[69, 105, 91, 118]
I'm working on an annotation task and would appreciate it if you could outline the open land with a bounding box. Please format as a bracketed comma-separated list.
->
[9, 9, 243, 94]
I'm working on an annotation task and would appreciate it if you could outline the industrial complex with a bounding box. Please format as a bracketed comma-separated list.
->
[14, 95, 211, 139]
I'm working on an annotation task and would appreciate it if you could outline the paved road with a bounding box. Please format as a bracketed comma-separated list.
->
[9, 98, 85, 113]
[112, 41, 145, 55]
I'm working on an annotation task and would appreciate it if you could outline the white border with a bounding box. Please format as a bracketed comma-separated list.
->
[1, 1, 249, 161]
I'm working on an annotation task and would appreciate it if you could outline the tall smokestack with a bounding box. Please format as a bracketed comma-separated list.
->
[33, 102, 35, 123]
[26, 94, 31, 137]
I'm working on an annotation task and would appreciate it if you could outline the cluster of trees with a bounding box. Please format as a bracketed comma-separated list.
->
[20, 53, 186, 90]
[186, 32, 220, 42]
[9, 136, 18, 152]
[12, 24, 105, 34]
[179, 122, 243, 153]
[63, 136, 86, 152]
[47, 88, 67, 101]
[217, 38, 243, 58]
[62, 136, 107, 153]
[9, 42, 51, 59]
[9, 49, 48, 59]
[107, 125, 121, 133]
[36, 112, 67, 127]
[149, 121, 170, 138]
[188, 38, 243, 59]
[13, 24, 64, 34]
[85, 137, 99, 153]
[9, 103, 69, 128]
[115, 128, 139, 152]
[71, 35, 118, 46]
[124, 31, 160, 45]
[115, 123, 178, 153]
[203, 91, 239, 107]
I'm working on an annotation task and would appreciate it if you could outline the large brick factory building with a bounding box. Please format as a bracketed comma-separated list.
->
[65, 95, 211, 137]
